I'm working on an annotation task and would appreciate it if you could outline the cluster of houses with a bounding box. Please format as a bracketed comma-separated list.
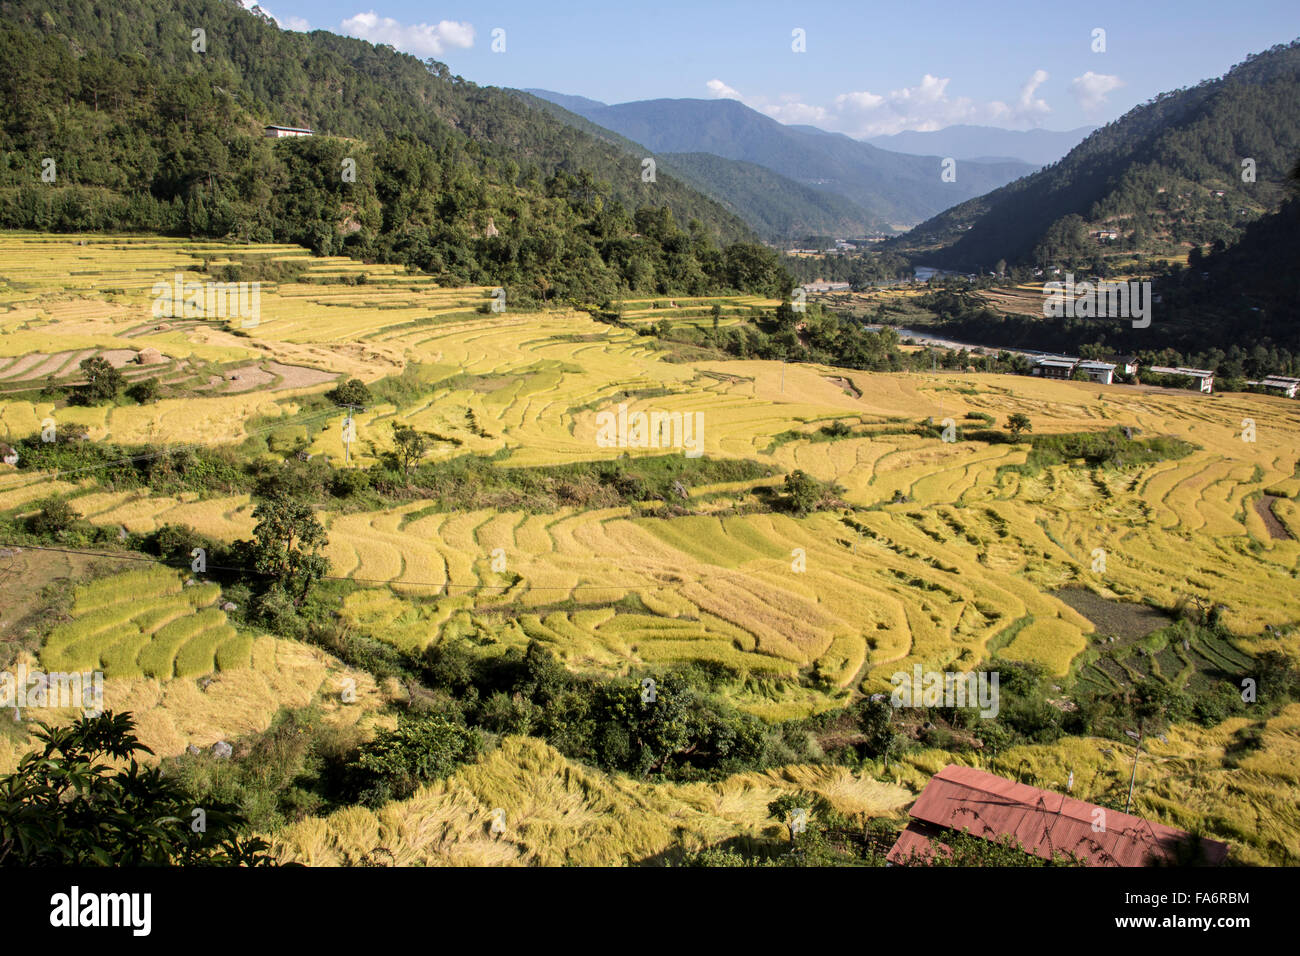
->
[1031, 356, 1126, 385]
[1029, 355, 1217, 392]
[1027, 362, 1300, 398]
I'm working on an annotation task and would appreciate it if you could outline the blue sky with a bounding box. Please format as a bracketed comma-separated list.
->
[250, 1, 1300, 137]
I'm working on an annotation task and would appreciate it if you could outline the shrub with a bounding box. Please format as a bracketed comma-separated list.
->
[348, 713, 482, 806]
[0, 712, 274, 865]
[27, 496, 78, 537]
[330, 468, 371, 498]
[126, 378, 161, 404]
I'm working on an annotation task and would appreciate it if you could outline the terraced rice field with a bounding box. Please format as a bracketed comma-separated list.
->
[270, 734, 913, 867]
[39, 566, 248, 679]
[0, 560, 387, 774]
[4, 234, 1299, 720]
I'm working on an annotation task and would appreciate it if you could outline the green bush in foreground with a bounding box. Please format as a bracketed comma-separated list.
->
[0, 712, 275, 866]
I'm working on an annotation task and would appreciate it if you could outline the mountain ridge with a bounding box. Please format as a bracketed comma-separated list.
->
[867, 124, 1096, 166]
[887, 40, 1300, 271]
[526, 91, 1035, 232]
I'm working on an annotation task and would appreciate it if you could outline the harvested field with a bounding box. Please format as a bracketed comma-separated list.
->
[1053, 588, 1171, 640]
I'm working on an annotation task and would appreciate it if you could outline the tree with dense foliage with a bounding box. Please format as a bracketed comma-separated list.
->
[326, 378, 372, 409]
[348, 713, 481, 807]
[249, 492, 329, 601]
[125, 377, 161, 404]
[389, 422, 429, 483]
[0, 712, 274, 866]
[71, 356, 123, 405]
[26, 496, 78, 537]
[782, 469, 823, 515]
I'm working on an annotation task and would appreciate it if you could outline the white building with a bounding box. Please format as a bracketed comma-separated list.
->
[264, 125, 314, 138]
[1148, 366, 1215, 393]
[801, 281, 851, 293]
[1102, 354, 1139, 376]
[1258, 375, 1300, 399]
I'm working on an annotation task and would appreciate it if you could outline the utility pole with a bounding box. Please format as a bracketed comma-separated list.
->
[342, 406, 356, 464]
[1124, 727, 1143, 814]
[780, 358, 785, 393]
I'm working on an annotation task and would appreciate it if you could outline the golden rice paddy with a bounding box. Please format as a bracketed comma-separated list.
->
[3, 234, 1298, 863]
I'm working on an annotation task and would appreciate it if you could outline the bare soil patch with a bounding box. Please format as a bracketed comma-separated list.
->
[0, 548, 105, 663]
[220, 365, 276, 393]
[0, 353, 48, 380]
[264, 361, 337, 391]
[1255, 495, 1293, 540]
[99, 349, 139, 368]
[826, 375, 862, 399]
[1053, 587, 1170, 640]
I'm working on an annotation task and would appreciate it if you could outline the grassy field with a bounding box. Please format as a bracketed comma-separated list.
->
[2, 233, 1298, 863]
[270, 734, 913, 866]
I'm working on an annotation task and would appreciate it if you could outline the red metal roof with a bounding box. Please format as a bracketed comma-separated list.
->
[887, 822, 951, 864]
[887, 765, 1229, 866]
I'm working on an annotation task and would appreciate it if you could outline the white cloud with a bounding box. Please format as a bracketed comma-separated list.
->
[836, 91, 885, 111]
[706, 79, 743, 100]
[713, 72, 1055, 138]
[763, 93, 831, 126]
[889, 73, 950, 107]
[341, 11, 475, 56]
[1016, 69, 1051, 117]
[1070, 72, 1124, 112]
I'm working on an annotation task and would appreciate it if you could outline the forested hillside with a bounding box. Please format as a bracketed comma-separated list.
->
[519, 91, 885, 237]
[657, 153, 882, 238]
[0, 0, 789, 304]
[919, 174, 1299, 367]
[891, 41, 1300, 271]
[1153, 187, 1300, 356]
